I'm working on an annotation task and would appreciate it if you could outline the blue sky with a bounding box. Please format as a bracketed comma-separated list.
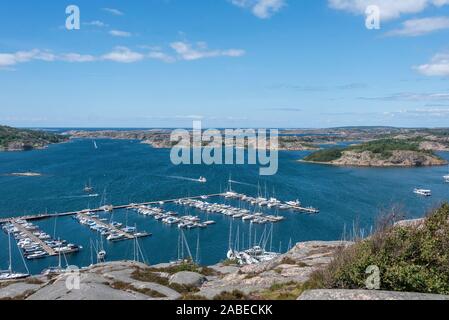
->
[1, 0, 449, 128]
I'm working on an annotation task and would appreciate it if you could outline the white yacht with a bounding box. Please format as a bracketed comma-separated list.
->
[227, 246, 280, 266]
[444, 175, 449, 183]
[106, 233, 124, 241]
[286, 200, 301, 207]
[414, 188, 432, 197]
[198, 176, 207, 183]
[97, 250, 107, 261]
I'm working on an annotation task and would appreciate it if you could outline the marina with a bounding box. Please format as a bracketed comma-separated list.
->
[0, 189, 318, 226]
[74, 211, 151, 242]
[0, 193, 224, 224]
[133, 205, 214, 229]
[1, 138, 448, 275]
[1, 220, 81, 260]
[175, 198, 286, 224]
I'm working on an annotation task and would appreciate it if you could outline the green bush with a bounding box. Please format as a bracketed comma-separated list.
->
[311, 203, 449, 295]
[304, 148, 343, 162]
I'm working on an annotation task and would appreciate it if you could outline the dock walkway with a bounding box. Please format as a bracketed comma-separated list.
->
[0, 194, 223, 224]
[11, 221, 57, 256]
[76, 212, 148, 240]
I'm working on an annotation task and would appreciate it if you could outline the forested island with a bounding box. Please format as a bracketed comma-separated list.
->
[0, 125, 68, 151]
[303, 139, 448, 167]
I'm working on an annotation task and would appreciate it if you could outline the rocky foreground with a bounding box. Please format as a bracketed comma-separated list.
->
[1, 240, 448, 300]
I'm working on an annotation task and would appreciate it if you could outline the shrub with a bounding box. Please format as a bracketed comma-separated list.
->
[213, 290, 249, 300]
[310, 203, 449, 295]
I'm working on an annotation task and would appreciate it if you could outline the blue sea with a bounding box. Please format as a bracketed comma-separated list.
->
[1, 137, 448, 275]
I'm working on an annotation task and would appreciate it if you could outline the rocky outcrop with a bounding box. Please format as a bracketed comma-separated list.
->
[3, 240, 448, 300]
[326, 150, 446, 167]
[197, 241, 351, 299]
[419, 140, 449, 152]
[298, 289, 449, 300]
[169, 272, 206, 287]
[0, 242, 349, 300]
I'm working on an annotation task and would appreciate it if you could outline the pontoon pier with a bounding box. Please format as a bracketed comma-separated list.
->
[0, 194, 224, 224]
[10, 221, 57, 257]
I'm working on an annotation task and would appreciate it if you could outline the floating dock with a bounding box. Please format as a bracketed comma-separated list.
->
[0, 194, 223, 224]
[11, 220, 57, 257]
[76, 212, 150, 241]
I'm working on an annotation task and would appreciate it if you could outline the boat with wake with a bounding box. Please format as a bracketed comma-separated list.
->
[414, 188, 432, 197]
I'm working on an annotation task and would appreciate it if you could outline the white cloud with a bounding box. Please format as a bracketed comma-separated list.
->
[102, 8, 124, 16]
[0, 41, 245, 70]
[415, 53, 449, 76]
[83, 20, 108, 27]
[328, 0, 449, 20]
[385, 108, 449, 117]
[386, 16, 449, 36]
[0, 49, 56, 68]
[170, 41, 245, 61]
[360, 92, 449, 101]
[60, 53, 96, 63]
[147, 51, 176, 63]
[109, 30, 132, 37]
[101, 47, 144, 63]
[230, 0, 285, 19]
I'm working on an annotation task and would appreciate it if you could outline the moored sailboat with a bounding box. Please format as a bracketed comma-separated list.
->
[0, 232, 30, 281]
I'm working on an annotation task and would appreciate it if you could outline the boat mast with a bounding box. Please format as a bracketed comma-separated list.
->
[228, 219, 233, 250]
[8, 231, 12, 274]
[58, 238, 62, 269]
[181, 230, 193, 261]
[195, 232, 200, 265]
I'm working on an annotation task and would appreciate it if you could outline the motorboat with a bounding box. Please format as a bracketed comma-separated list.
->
[286, 200, 301, 207]
[414, 188, 432, 197]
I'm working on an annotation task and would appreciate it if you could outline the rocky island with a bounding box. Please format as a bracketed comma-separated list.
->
[0, 125, 68, 152]
[66, 129, 319, 151]
[302, 139, 448, 167]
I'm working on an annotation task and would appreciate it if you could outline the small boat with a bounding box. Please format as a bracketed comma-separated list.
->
[198, 176, 207, 183]
[414, 188, 432, 197]
[26, 251, 48, 260]
[444, 175, 449, 183]
[84, 179, 94, 193]
[97, 250, 106, 260]
[107, 233, 124, 241]
[286, 200, 301, 207]
[0, 272, 30, 281]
